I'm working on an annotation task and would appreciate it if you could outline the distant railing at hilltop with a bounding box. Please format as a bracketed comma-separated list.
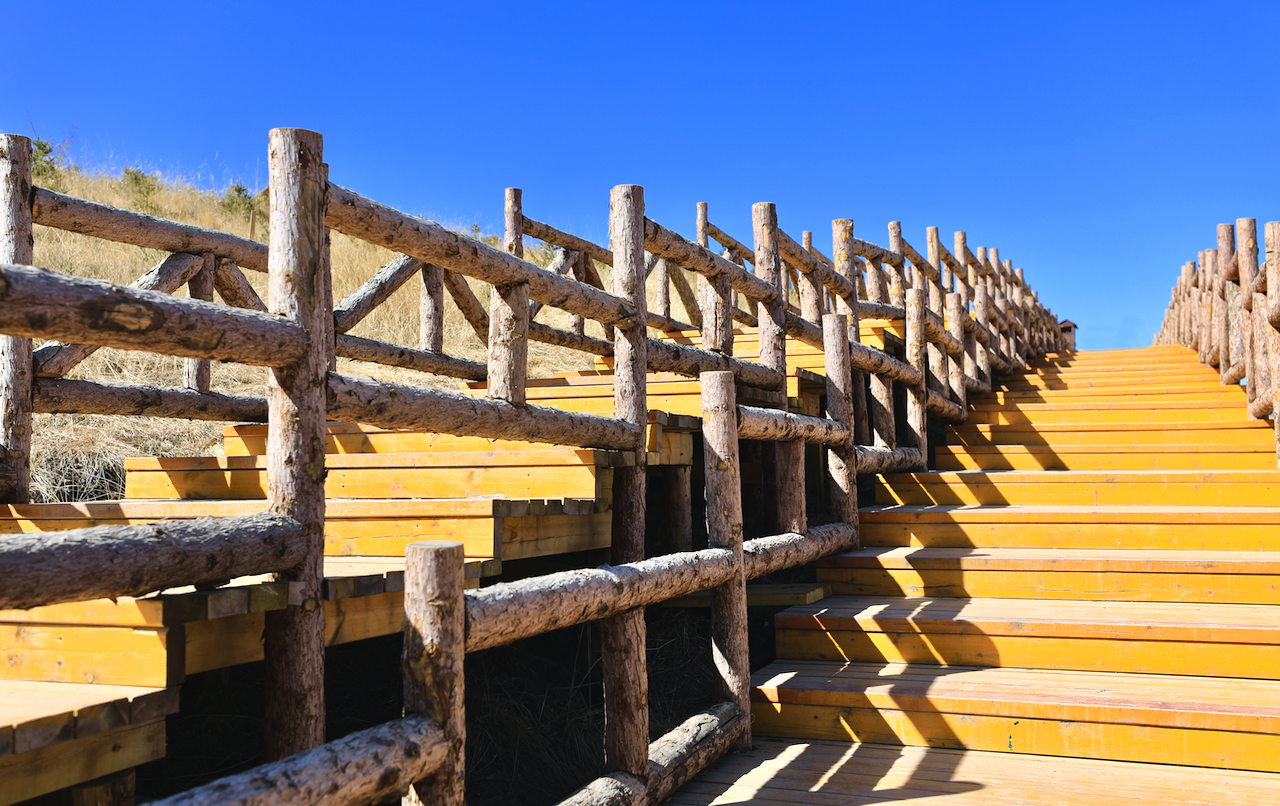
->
[0, 129, 1065, 805]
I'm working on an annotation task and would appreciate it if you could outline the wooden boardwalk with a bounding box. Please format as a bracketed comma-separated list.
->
[679, 345, 1280, 802]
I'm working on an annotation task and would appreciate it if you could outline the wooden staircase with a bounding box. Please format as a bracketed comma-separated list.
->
[676, 345, 1280, 803]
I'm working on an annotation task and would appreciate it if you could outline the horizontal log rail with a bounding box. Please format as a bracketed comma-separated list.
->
[855, 445, 925, 475]
[897, 235, 942, 285]
[148, 714, 448, 806]
[33, 377, 269, 421]
[0, 512, 304, 610]
[924, 310, 964, 358]
[335, 332, 488, 380]
[0, 262, 309, 368]
[31, 187, 269, 272]
[522, 215, 614, 267]
[704, 219, 754, 266]
[850, 340, 922, 386]
[776, 227, 857, 301]
[332, 253, 423, 333]
[643, 218, 781, 305]
[736, 404, 849, 446]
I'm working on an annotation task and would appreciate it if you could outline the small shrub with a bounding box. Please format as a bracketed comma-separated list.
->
[31, 137, 66, 190]
[119, 166, 162, 214]
[220, 181, 256, 219]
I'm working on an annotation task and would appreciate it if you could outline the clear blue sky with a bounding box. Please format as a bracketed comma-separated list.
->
[7, 1, 1277, 349]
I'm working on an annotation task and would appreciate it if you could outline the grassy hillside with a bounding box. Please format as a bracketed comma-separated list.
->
[27, 155, 693, 502]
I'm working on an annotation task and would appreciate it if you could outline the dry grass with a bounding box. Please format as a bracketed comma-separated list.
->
[28, 166, 698, 502]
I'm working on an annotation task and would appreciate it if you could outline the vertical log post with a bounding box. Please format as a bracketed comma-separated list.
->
[403, 540, 466, 806]
[183, 253, 215, 394]
[1005, 259, 1024, 367]
[655, 256, 671, 320]
[798, 231, 825, 323]
[1218, 223, 1237, 383]
[263, 127, 328, 760]
[956, 232, 981, 391]
[905, 288, 928, 464]
[668, 465, 693, 553]
[570, 253, 588, 336]
[754, 202, 804, 533]
[865, 250, 896, 450]
[0, 134, 33, 503]
[701, 370, 751, 748]
[946, 292, 966, 410]
[834, 220, 871, 445]
[697, 202, 733, 354]
[823, 314, 859, 534]
[490, 189, 530, 405]
[602, 184, 649, 779]
[318, 165, 337, 372]
[1240, 220, 1259, 406]
[420, 263, 445, 353]
[1265, 222, 1280, 465]
[925, 227, 949, 394]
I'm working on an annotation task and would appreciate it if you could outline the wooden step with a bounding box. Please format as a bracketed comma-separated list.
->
[860, 505, 1280, 551]
[1001, 367, 1222, 385]
[0, 682, 176, 806]
[949, 419, 1272, 446]
[222, 419, 696, 467]
[982, 387, 1247, 404]
[877, 469, 1280, 506]
[816, 547, 1280, 604]
[936, 443, 1276, 471]
[964, 401, 1249, 425]
[751, 660, 1280, 771]
[999, 377, 1232, 393]
[672, 737, 1280, 805]
[124, 451, 616, 501]
[776, 595, 1280, 677]
[0, 555, 500, 688]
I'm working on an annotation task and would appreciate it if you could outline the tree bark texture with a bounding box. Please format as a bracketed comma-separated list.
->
[0, 513, 305, 610]
[183, 253, 214, 394]
[331, 254, 423, 333]
[403, 541, 466, 806]
[335, 333, 486, 380]
[823, 313, 859, 531]
[0, 134, 33, 503]
[34, 377, 267, 422]
[420, 263, 445, 352]
[736, 404, 850, 446]
[644, 218, 780, 306]
[741, 522, 858, 580]
[263, 127, 328, 761]
[905, 288, 928, 458]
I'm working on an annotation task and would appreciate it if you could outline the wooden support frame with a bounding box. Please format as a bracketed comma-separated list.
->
[0, 133, 33, 503]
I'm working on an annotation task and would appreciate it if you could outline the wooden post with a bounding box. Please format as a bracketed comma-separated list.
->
[318, 164, 336, 372]
[0, 134, 33, 503]
[833, 220, 871, 446]
[905, 288, 928, 462]
[799, 231, 825, 323]
[946, 292, 966, 409]
[263, 127, 328, 760]
[697, 202, 733, 354]
[1265, 222, 1280, 465]
[571, 253, 588, 336]
[183, 253, 215, 394]
[823, 314, 858, 533]
[1218, 223, 1237, 382]
[925, 227, 949, 392]
[701, 370, 750, 749]
[655, 256, 671, 319]
[754, 203, 803, 533]
[490, 189, 529, 405]
[403, 540, 466, 806]
[602, 184, 649, 778]
[668, 465, 693, 553]
[955, 232, 981, 391]
[420, 263, 445, 353]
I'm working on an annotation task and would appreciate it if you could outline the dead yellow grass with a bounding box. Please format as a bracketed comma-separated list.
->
[27, 167, 697, 501]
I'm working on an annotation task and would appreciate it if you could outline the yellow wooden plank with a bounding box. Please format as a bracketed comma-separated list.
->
[0, 625, 176, 687]
[500, 512, 612, 560]
[0, 719, 165, 806]
[860, 520, 1280, 551]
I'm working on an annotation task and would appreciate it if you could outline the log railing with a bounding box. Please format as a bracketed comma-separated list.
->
[1155, 218, 1280, 462]
[0, 128, 1066, 805]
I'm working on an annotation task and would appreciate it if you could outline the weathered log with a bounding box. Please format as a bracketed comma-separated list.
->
[523, 215, 614, 267]
[335, 333, 487, 380]
[34, 377, 267, 421]
[704, 219, 755, 266]
[488, 280, 530, 406]
[832, 221, 871, 446]
[856, 445, 925, 475]
[557, 704, 745, 806]
[441, 270, 489, 345]
[148, 714, 447, 806]
[946, 293, 967, 410]
[327, 373, 640, 450]
[0, 134, 33, 503]
[183, 253, 215, 394]
[701, 370, 751, 751]
[779, 227, 857, 303]
[528, 249, 578, 319]
[213, 259, 267, 311]
[897, 232, 942, 286]
[736, 404, 849, 446]
[848, 233, 905, 269]
[742, 522, 858, 580]
[465, 547, 736, 652]
[858, 300, 905, 320]
[644, 309, 695, 333]
[824, 313, 859, 529]
[926, 388, 964, 421]
[0, 262, 307, 370]
[923, 308, 963, 358]
[531, 320, 614, 357]
[1240, 219, 1260, 311]
[34, 251, 205, 376]
[404, 541, 466, 806]
[647, 338, 783, 391]
[850, 340, 923, 387]
[327, 183, 638, 327]
[653, 255, 671, 319]
[332, 254, 423, 333]
[905, 288, 928, 455]
[31, 187, 269, 271]
[667, 465, 693, 553]
[420, 262, 445, 352]
[644, 218, 781, 305]
[0, 513, 305, 610]
[263, 128, 328, 761]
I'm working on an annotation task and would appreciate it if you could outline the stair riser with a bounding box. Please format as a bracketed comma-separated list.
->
[964, 409, 1248, 425]
[951, 428, 1271, 446]
[983, 388, 1246, 401]
[878, 479, 1280, 506]
[776, 629, 1280, 679]
[818, 568, 1280, 605]
[860, 522, 1280, 551]
[935, 452, 1276, 471]
[750, 702, 1280, 773]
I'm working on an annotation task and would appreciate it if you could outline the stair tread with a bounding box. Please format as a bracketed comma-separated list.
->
[884, 468, 1280, 481]
[0, 681, 179, 757]
[777, 595, 1280, 642]
[675, 738, 1280, 805]
[823, 546, 1280, 573]
[861, 503, 1280, 522]
[753, 660, 1280, 731]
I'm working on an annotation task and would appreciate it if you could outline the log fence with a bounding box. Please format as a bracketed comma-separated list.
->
[1156, 217, 1280, 463]
[0, 128, 1064, 805]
